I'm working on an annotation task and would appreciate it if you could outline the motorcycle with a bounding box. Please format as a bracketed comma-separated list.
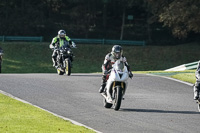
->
[101, 60, 130, 111]
[0, 48, 3, 73]
[51, 41, 76, 76]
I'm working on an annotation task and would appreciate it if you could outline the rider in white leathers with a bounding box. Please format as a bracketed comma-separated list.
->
[99, 45, 133, 93]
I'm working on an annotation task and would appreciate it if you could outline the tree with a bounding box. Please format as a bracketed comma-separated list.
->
[117, 0, 144, 40]
[148, 0, 200, 38]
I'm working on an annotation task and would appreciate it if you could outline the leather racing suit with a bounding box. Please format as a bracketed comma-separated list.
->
[99, 53, 133, 93]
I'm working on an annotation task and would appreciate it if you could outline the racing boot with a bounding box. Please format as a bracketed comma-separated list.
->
[99, 75, 107, 93]
[52, 57, 57, 67]
[99, 83, 106, 93]
[194, 85, 199, 100]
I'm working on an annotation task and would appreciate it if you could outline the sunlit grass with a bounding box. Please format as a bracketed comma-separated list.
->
[3, 58, 21, 64]
[0, 93, 95, 133]
[6, 65, 21, 69]
[171, 73, 196, 84]
[134, 70, 196, 84]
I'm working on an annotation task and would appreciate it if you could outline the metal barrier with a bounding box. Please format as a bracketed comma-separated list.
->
[185, 61, 199, 70]
[0, 36, 145, 45]
[165, 61, 199, 71]
[0, 36, 43, 42]
[72, 38, 145, 46]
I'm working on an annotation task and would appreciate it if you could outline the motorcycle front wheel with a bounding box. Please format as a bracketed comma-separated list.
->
[65, 59, 71, 76]
[113, 86, 122, 111]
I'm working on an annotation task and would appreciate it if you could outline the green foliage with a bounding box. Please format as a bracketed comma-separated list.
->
[1, 0, 200, 42]
[148, 0, 200, 38]
[0, 0, 150, 41]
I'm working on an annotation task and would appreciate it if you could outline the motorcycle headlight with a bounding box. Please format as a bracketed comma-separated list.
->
[67, 50, 71, 54]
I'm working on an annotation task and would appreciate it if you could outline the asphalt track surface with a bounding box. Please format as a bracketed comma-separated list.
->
[0, 73, 200, 133]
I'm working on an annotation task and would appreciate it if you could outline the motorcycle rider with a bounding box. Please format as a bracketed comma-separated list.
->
[49, 29, 76, 67]
[99, 45, 133, 93]
[194, 61, 200, 100]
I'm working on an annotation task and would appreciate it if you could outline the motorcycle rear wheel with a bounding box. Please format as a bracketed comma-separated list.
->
[65, 59, 71, 76]
[113, 86, 122, 111]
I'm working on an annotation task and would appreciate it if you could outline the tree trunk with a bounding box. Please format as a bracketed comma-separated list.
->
[103, 2, 107, 38]
[120, 6, 126, 40]
[147, 2, 152, 44]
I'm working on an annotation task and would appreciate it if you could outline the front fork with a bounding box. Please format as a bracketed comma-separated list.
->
[107, 82, 125, 101]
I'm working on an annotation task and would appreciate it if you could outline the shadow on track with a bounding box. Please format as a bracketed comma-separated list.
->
[120, 108, 200, 114]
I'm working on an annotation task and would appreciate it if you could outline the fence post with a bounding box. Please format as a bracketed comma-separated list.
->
[40, 36, 43, 42]
[2, 36, 5, 42]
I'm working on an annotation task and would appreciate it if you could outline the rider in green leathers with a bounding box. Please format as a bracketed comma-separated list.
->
[49, 30, 76, 67]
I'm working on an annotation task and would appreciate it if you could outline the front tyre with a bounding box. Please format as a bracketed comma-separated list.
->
[113, 86, 122, 111]
[65, 59, 71, 76]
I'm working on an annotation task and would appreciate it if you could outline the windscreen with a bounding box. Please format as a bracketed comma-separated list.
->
[115, 61, 124, 71]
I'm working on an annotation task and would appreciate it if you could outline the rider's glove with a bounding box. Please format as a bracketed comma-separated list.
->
[72, 42, 76, 48]
[49, 44, 55, 50]
[129, 71, 133, 79]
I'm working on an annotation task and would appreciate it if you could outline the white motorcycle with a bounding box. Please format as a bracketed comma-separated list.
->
[101, 60, 130, 111]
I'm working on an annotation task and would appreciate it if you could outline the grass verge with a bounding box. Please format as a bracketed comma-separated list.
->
[0, 42, 200, 73]
[0, 93, 95, 133]
[134, 70, 196, 84]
